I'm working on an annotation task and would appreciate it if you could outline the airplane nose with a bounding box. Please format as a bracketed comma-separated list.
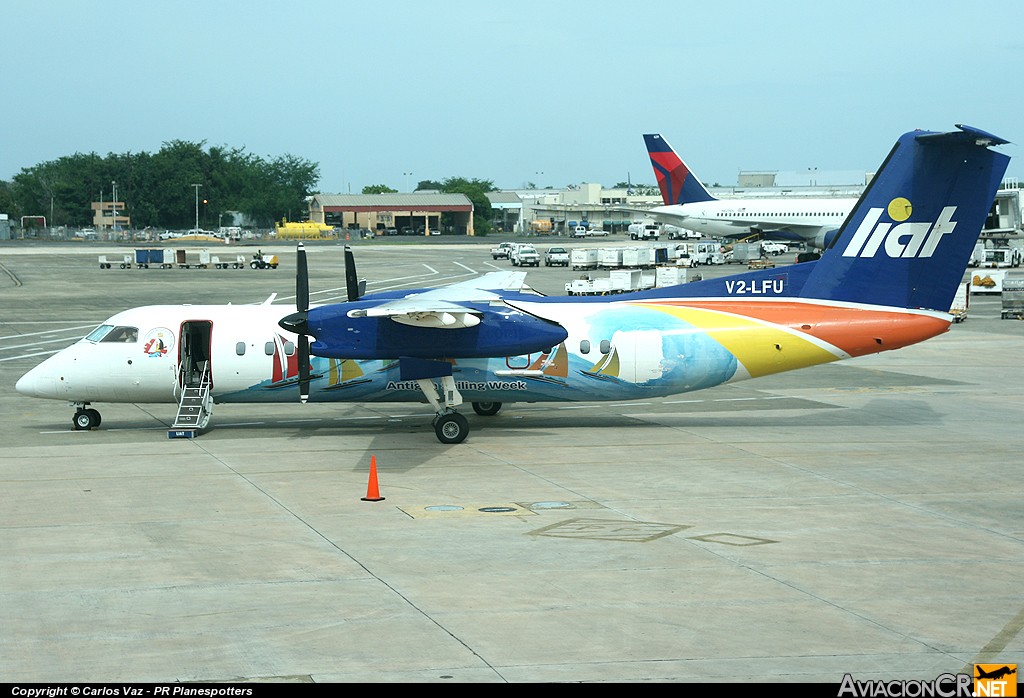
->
[16, 366, 50, 397]
[16, 361, 61, 398]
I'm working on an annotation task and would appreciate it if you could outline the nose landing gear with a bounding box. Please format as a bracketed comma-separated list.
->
[416, 376, 471, 444]
[433, 411, 469, 444]
[72, 404, 101, 430]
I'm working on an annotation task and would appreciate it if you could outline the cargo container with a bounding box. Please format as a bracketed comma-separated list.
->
[570, 248, 598, 271]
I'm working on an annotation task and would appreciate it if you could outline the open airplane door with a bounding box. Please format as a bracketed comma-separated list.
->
[178, 320, 213, 390]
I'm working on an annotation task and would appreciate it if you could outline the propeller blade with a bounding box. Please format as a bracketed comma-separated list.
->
[344, 245, 360, 301]
[296, 242, 309, 312]
[279, 242, 312, 403]
[298, 334, 310, 403]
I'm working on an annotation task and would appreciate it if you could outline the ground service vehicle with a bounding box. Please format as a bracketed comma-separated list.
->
[530, 220, 553, 235]
[984, 247, 1022, 268]
[666, 225, 700, 240]
[692, 241, 727, 265]
[250, 252, 279, 270]
[511, 244, 540, 266]
[544, 247, 570, 266]
[491, 242, 515, 259]
[629, 222, 661, 240]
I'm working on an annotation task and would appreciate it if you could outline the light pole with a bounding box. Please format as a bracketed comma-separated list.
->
[192, 184, 201, 232]
[403, 172, 413, 192]
[111, 180, 117, 235]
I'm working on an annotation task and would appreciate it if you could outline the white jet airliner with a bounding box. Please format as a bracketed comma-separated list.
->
[641, 132, 858, 250]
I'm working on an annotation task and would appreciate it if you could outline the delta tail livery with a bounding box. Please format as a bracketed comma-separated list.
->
[17, 125, 1009, 444]
[644, 132, 858, 249]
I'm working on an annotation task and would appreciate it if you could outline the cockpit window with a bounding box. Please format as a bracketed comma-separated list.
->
[85, 325, 114, 342]
[100, 326, 139, 343]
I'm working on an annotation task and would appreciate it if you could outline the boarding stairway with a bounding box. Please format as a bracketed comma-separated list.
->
[168, 361, 212, 438]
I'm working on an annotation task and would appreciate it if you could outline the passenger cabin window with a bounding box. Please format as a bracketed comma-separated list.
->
[236, 342, 246, 356]
[94, 325, 138, 343]
[265, 342, 275, 356]
[579, 340, 591, 355]
[599, 339, 611, 355]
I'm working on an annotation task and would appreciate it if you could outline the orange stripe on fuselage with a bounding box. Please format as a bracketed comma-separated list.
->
[633, 300, 951, 357]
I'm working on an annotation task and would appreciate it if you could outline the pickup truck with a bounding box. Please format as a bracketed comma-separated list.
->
[544, 246, 570, 266]
[491, 242, 515, 259]
[573, 226, 609, 238]
[511, 244, 540, 267]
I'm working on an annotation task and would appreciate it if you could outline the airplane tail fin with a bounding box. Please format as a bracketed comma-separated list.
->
[644, 133, 716, 206]
[799, 125, 1009, 312]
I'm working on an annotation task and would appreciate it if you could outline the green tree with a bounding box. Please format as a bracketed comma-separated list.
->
[362, 184, 398, 194]
[0, 180, 17, 218]
[439, 176, 495, 235]
[3, 142, 319, 230]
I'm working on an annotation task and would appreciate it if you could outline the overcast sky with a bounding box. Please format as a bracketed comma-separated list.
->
[4, 0, 1022, 194]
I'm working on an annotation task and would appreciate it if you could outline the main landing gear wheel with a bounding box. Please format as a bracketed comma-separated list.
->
[434, 412, 469, 444]
[472, 401, 502, 416]
[73, 408, 101, 430]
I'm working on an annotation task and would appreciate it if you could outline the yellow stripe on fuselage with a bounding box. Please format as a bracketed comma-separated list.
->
[648, 304, 840, 378]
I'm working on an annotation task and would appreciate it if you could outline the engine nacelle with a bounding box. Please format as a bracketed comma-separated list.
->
[306, 301, 568, 359]
[811, 227, 841, 250]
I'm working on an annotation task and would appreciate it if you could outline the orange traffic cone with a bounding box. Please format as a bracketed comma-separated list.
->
[361, 455, 385, 502]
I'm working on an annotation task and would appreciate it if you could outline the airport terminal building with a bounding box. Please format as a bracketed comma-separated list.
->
[308, 193, 475, 236]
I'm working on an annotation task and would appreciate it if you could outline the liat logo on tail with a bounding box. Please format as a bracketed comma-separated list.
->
[842, 199, 959, 259]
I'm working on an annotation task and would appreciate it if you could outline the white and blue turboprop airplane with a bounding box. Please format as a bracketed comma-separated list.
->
[16, 125, 1010, 444]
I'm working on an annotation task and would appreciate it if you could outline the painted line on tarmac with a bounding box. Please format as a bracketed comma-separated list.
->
[0, 350, 61, 362]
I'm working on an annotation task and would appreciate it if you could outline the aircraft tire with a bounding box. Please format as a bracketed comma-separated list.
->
[73, 409, 97, 430]
[435, 413, 469, 444]
[472, 401, 502, 417]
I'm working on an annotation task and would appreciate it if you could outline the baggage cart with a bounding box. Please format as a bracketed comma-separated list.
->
[1000, 275, 1024, 319]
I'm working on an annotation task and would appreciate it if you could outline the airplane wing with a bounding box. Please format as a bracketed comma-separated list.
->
[704, 217, 832, 240]
[617, 206, 709, 231]
[624, 206, 833, 244]
[349, 271, 528, 328]
[441, 270, 528, 295]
